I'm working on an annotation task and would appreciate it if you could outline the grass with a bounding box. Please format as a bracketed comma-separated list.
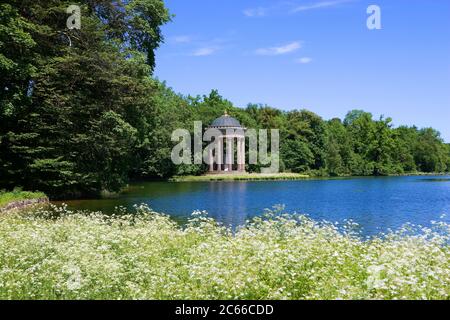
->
[0, 189, 47, 209]
[0, 204, 448, 300]
[170, 172, 309, 182]
[169, 171, 450, 183]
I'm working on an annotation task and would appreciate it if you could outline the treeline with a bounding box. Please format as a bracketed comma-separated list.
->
[1, 1, 449, 199]
[142, 89, 450, 178]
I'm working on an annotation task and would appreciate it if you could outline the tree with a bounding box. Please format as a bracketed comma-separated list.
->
[370, 116, 397, 175]
[325, 118, 351, 175]
[0, 0, 170, 197]
[392, 126, 417, 172]
[445, 144, 450, 172]
[283, 110, 326, 171]
[413, 128, 447, 172]
[282, 139, 314, 173]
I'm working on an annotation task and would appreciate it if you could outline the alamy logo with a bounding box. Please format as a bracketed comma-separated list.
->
[367, 5, 382, 30]
[67, 5, 81, 30]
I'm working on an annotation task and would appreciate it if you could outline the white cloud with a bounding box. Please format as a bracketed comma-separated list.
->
[188, 36, 232, 57]
[255, 41, 302, 56]
[295, 57, 313, 64]
[172, 35, 192, 44]
[192, 47, 218, 57]
[243, 7, 267, 17]
[244, 0, 354, 17]
[291, 0, 353, 13]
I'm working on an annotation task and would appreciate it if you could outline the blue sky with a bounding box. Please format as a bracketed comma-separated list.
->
[154, 0, 450, 141]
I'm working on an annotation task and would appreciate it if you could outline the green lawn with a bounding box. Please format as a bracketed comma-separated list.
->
[0, 190, 47, 209]
[170, 172, 309, 182]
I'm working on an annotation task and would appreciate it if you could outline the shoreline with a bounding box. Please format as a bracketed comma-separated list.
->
[0, 190, 49, 213]
[168, 172, 450, 183]
[169, 172, 310, 182]
[0, 197, 49, 213]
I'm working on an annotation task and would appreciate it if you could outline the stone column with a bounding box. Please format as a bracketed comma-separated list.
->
[217, 137, 223, 172]
[237, 137, 243, 171]
[240, 138, 245, 172]
[242, 136, 246, 171]
[237, 138, 241, 171]
[226, 137, 233, 172]
[239, 137, 245, 172]
[208, 146, 214, 172]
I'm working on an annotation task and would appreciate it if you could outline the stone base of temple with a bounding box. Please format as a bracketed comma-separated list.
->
[207, 168, 247, 175]
[209, 164, 246, 174]
[207, 171, 247, 175]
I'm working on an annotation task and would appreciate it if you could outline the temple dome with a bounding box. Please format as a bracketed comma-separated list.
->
[210, 112, 242, 128]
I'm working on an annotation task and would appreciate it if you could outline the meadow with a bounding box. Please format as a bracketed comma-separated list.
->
[0, 190, 47, 209]
[0, 204, 448, 300]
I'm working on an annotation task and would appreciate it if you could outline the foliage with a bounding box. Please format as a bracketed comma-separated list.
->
[0, 0, 170, 198]
[0, 205, 448, 299]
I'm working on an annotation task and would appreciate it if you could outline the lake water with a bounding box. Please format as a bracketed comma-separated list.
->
[54, 175, 450, 236]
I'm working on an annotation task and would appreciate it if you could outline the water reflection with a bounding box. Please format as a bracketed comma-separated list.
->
[207, 182, 249, 227]
[419, 178, 450, 182]
[54, 175, 450, 236]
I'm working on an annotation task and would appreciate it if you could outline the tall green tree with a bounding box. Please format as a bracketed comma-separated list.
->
[0, 0, 170, 197]
[413, 128, 447, 172]
[325, 118, 353, 175]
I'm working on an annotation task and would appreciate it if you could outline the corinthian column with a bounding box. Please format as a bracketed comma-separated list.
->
[208, 146, 214, 172]
[239, 137, 245, 172]
[226, 137, 233, 172]
[217, 137, 223, 172]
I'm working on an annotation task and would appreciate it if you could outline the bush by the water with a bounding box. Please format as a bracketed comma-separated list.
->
[0, 205, 448, 300]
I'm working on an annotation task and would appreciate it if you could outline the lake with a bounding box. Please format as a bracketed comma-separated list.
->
[53, 175, 450, 236]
